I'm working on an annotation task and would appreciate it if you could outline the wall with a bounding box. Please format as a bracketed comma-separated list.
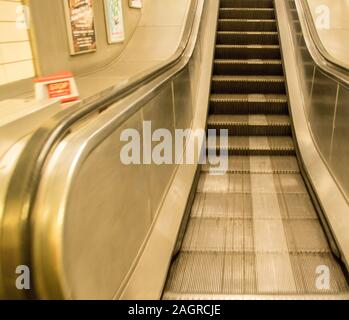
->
[28, 0, 142, 76]
[75, 0, 191, 101]
[0, 0, 35, 85]
[0, 0, 191, 101]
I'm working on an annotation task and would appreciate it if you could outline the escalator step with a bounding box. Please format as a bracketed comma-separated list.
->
[207, 136, 295, 156]
[218, 19, 277, 32]
[214, 59, 283, 75]
[197, 172, 308, 194]
[201, 156, 300, 174]
[220, 0, 274, 9]
[211, 75, 286, 94]
[216, 44, 281, 59]
[216, 31, 279, 45]
[181, 217, 331, 253]
[219, 8, 275, 20]
[210, 94, 288, 115]
[207, 114, 291, 136]
[191, 192, 318, 220]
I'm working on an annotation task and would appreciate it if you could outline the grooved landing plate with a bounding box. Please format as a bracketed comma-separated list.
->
[164, 252, 348, 297]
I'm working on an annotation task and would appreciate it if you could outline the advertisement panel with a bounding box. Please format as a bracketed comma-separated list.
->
[104, 0, 125, 44]
[64, 0, 97, 55]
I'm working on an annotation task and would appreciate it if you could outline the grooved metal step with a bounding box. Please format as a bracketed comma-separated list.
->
[216, 44, 281, 59]
[164, 252, 348, 297]
[163, 293, 349, 301]
[201, 156, 300, 174]
[217, 31, 279, 45]
[220, 0, 274, 9]
[181, 217, 331, 253]
[219, 8, 275, 20]
[214, 59, 283, 75]
[196, 172, 310, 194]
[218, 19, 277, 32]
[210, 94, 288, 114]
[190, 192, 317, 220]
[207, 114, 291, 136]
[206, 136, 295, 156]
[210, 94, 288, 115]
[211, 75, 286, 94]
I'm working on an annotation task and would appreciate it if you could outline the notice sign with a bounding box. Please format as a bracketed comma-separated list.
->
[64, 0, 97, 55]
[47, 81, 71, 99]
[104, 0, 125, 43]
[34, 71, 79, 103]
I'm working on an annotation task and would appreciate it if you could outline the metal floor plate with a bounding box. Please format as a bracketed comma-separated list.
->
[164, 252, 349, 297]
[164, 167, 349, 298]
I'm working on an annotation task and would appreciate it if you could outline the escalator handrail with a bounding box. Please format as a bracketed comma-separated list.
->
[0, 0, 200, 299]
[297, 0, 349, 86]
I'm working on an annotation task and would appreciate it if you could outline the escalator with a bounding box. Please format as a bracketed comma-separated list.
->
[163, 0, 349, 299]
[1, 0, 349, 300]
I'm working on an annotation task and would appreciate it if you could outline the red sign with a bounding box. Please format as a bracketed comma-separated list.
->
[47, 80, 72, 99]
[34, 71, 79, 103]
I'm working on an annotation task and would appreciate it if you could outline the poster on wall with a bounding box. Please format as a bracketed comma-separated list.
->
[104, 0, 125, 44]
[129, 0, 142, 9]
[64, 0, 97, 55]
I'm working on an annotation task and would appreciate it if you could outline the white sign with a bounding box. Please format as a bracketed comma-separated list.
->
[129, 0, 142, 9]
[104, 0, 125, 44]
[34, 71, 79, 103]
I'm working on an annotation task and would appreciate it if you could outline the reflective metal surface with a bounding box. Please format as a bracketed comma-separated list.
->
[331, 86, 349, 190]
[277, 0, 349, 269]
[308, 68, 337, 160]
[286, 0, 349, 201]
[121, 0, 218, 299]
[0, 0, 214, 299]
[32, 0, 213, 298]
[0, 99, 62, 299]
